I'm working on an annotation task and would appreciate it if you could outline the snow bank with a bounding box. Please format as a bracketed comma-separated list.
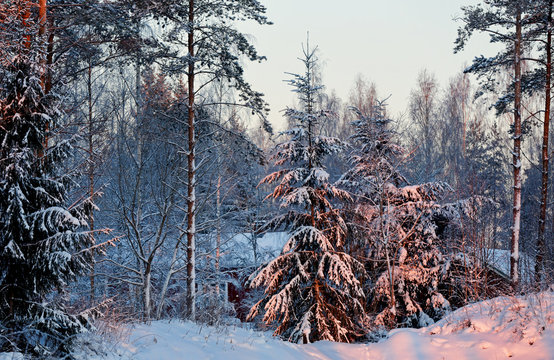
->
[5, 292, 552, 359]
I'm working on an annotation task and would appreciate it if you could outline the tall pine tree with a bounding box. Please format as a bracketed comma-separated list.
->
[455, 0, 533, 287]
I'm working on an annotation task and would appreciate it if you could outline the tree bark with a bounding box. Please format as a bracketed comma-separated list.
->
[185, 0, 196, 320]
[510, 7, 522, 288]
[38, 0, 46, 37]
[45, 16, 54, 94]
[38, 0, 47, 89]
[536, 0, 552, 286]
[215, 80, 225, 298]
[21, 2, 31, 48]
[144, 263, 152, 321]
[88, 59, 96, 303]
[156, 238, 180, 319]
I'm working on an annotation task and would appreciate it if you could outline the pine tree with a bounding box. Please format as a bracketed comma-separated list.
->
[534, 0, 553, 286]
[158, 0, 271, 320]
[455, 0, 535, 288]
[0, 2, 93, 356]
[247, 43, 367, 344]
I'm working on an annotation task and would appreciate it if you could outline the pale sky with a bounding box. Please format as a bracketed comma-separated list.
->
[238, 0, 494, 131]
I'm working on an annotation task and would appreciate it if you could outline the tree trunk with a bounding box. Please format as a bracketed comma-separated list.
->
[216, 174, 221, 296]
[510, 8, 522, 288]
[144, 263, 152, 321]
[36, 0, 49, 159]
[88, 59, 96, 303]
[45, 15, 54, 94]
[185, 0, 196, 320]
[156, 239, 180, 319]
[38, 0, 46, 36]
[536, 0, 552, 286]
[215, 80, 224, 298]
[134, 27, 144, 316]
[38, 0, 47, 90]
[21, 2, 31, 48]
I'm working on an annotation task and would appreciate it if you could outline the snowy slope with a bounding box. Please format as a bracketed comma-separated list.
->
[66, 292, 553, 360]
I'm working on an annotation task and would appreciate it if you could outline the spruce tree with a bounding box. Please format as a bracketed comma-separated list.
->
[0, 2, 93, 356]
[338, 100, 467, 329]
[247, 44, 367, 343]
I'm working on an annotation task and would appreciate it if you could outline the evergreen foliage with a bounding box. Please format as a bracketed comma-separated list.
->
[247, 44, 368, 343]
[339, 100, 475, 329]
[0, 2, 93, 356]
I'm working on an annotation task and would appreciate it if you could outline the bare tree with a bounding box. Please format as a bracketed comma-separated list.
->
[408, 70, 440, 182]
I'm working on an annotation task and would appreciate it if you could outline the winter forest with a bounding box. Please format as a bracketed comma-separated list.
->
[0, 0, 553, 359]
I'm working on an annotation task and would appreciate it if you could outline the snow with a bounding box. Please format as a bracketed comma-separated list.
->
[66, 292, 553, 360]
[0, 353, 25, 360]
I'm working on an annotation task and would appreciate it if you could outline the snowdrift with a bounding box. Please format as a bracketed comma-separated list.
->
[2, 292, 552, 360]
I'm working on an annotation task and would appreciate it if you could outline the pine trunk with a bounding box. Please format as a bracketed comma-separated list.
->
[45, 16, 54, 94]
[22, 2, 31, 48]
[185, 0, 196, 320]
[38, 0, 46, 36]
[536, 0, 552, 285]
[38, 0, 46, 87]
[510, 8, 522, 288]
[88, 59, 96, 303]
[38, 0, 49, 155]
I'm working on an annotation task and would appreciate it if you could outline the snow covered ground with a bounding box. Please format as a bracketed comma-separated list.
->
[67, 292, 554, 360]
[1, 292, 551, 359]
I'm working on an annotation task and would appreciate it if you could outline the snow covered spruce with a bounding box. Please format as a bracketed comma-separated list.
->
[247, 44, 367, 343]
[0, 2, 95, 357]
[336, 100, 454, 328]
[247, 44, 490, 342]
[338, 96, 494, 329]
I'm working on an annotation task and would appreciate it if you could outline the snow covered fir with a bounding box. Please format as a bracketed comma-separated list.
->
[0, 0, 553, 359]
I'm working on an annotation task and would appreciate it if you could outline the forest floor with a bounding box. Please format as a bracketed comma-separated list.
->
[72, 291, 553, 360]
[1, 292, 552, 359]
